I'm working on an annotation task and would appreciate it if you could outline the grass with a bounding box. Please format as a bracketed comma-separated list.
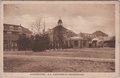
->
[4, 48, 115, 72]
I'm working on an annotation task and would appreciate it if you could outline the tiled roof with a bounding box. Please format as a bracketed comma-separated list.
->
[4, 23, 32, 34]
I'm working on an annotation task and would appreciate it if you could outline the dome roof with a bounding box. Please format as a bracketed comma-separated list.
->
[58, 19, 63, 24]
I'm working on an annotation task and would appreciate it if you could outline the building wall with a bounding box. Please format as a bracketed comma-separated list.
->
[46, 19, 109, 49]
[4, 24, 32, 51]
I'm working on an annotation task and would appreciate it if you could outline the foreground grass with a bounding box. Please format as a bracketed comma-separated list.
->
[4, 48, 115, 72]
[4, 56, 115, 72]
[4, 48, 115, 59]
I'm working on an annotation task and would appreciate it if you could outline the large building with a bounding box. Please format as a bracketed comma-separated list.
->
[4, 24, 32, 51]
[46, 19, 93, 49]
[46, 19, 77, 49]
[46, 19, 110, 49]
[79, 31, 108, 40]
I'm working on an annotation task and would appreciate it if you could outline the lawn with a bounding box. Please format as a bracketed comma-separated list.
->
[4, 48, 115, 72]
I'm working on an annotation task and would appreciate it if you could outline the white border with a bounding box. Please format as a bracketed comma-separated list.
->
[0, 1, 119, 78]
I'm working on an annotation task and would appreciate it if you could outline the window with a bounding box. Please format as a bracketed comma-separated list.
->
[4, 40, 7, 44]
[14, 26, 18, 30]
[18, 27, 22, 32]
[9, 26, 14, 31]
[7, 31, 12, 34]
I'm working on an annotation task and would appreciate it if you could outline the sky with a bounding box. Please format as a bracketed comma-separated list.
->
[4, 3, 115, 36]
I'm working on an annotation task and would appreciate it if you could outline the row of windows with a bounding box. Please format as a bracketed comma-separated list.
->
[4, 32, 20, 35]
[5, 26, 22, 31]
[4, 40, 17, 48]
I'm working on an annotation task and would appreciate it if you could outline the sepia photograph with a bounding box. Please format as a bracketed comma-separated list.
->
[1, 1, 119, 78]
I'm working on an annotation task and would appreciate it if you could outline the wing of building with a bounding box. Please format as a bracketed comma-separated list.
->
[4, 24, 32, 51]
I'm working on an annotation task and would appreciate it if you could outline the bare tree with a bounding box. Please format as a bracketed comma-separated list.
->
[31, 17, 43, 35]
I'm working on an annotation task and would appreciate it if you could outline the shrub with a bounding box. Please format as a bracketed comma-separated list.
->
[32, 34, 49, 52]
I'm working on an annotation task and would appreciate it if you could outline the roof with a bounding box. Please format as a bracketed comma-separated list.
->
[103, 36, 115, 41]
[92, 36, 114, 42]
[22, 27, 32, 34]
[92, 38, 100, 41]
[4, 24, 22, 27]
[50, 25, 77, 38]
[70, 36, 83, 40]
[92, 30, 108, 37]
[4, 23, 32, 34]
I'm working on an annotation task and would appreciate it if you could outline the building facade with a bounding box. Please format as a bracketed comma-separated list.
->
[46, 19, 77, 49]
[4, 24, 32, 51]
[46, 19, 90, 49]
[46, 19, 111, 49]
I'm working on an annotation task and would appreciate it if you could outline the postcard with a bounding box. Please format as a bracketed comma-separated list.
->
[0, 1, 119, 78]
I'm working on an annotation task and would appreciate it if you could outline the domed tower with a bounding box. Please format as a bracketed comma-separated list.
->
[57, 19, 63, 26]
